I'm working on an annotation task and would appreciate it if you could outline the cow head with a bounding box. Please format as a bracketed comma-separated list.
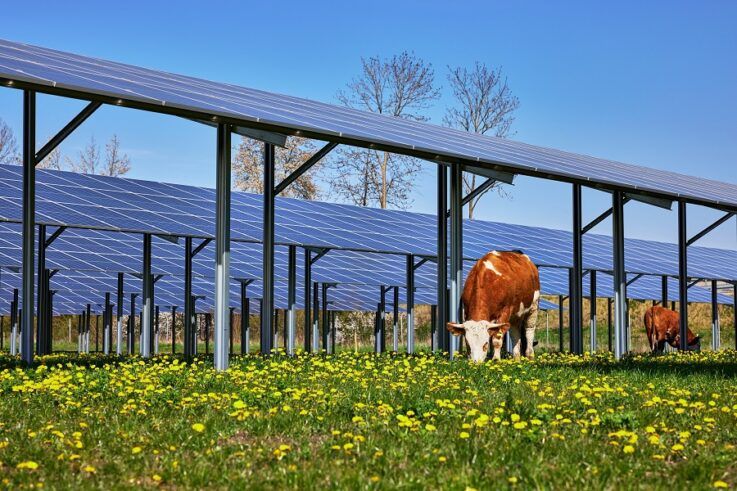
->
[447, 320, 510, 362]
[670, 333, 701, 352]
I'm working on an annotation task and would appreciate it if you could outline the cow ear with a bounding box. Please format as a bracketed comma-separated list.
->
[488, 323, 510, 338]
[446, 323, 465, 336]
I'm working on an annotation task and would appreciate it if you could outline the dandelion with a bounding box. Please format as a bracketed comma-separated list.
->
[16, 461, 39, 470]
[713, 481, 728, 488]
[82, 465, 96, 474]
[508, 476, 519, 485]
[459, 431, 470, 439]
[191, 423, 205, 433]
[132, 446, 142, 454]
[623, 445, 635, 454]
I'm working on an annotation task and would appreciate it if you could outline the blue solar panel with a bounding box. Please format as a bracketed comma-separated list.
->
[2, 39, 737, 210]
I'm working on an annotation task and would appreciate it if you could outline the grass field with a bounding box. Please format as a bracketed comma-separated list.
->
[1, 350, 737, 489]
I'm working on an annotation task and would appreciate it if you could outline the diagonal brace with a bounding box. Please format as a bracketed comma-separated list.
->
[626, 273, 644, 286]
[45, 226, 67, 248]
[35, 102, 102, 165]
[582, 197, 631, 234]
[687, 212, 735, 246]
[275, 142, 338, 195]
[191, 238, 211, 258]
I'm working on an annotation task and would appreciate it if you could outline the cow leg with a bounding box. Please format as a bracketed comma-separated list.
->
[491, 333, 504, 360]
[509, 322, 522, 360]
[523, 309, 538, 358]
[655, 339, 666, 354]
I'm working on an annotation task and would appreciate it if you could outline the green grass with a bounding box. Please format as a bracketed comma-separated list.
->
[1, 351, 736, 489]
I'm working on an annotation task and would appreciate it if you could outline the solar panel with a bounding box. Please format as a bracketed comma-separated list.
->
[1, 39, 737, 210]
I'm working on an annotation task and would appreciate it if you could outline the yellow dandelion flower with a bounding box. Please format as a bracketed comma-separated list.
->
[459, 431, 470, 439]
[16, 461, 39, 470]
[713, 481, 728, 488]
[132, 446, 142, 454]
[191, 423, 205, 433]
[623, 445, 635, 454]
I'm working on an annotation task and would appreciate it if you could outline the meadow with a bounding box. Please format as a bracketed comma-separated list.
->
[1, 350, 736, 489]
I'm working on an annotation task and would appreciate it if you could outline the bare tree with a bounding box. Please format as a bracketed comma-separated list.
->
[0, 119, 20, 165]
[66, 135, 131, 177]
[332, 52, 440, 209]
[444, 62, 519, 219]
[102, 135, 131, 177]
[37, 146, 63, 170]
[232, 136, 321, 199]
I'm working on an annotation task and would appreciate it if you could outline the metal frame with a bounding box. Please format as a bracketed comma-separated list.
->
[260, 142, 275, 356]
[21, 90, 35, 364]
[612, 191, 627, 359]
[570, 184, 583, 354]
[678, 202, 689, 350]
[141, 233, 152, 358]
[589, 270, 597, 353]
[449, 163, 463, 359]
[436, 165, 448, 353]
[239, 279, 253, 355]
[214, 123, 232, 370]
[406, 255, 415, 354]
[287, 245, 297, 355]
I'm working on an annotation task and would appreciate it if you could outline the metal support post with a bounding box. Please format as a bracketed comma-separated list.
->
[103, 292, 111, 354]
[661, 276, 668, 308]
[437, 165, 448, 353]
[141, 234, 152, 358]
[116, 273, 124, 355]
[154, 305, 160, 354]
[240, 281, 250, 354]
[449, 163, 463, 359]
[287, 245, 297, 355]
[128, 293, 136, 354]
[261, 142, 275, 355]
[36, 224, 46, 355]
[312, 282, 319, 352]
[406, 255, 415, 354]
[589, 270, 597, 353]
[85, 303, 91, 354]
[392, 286, 399, 352]
[10, 289, 18, 356]
[430, 304, 437, 352]
[213, 122, 232, 368]
[322, 284, 329, 351]
[711, 280, 719, 351]
[170, 306, 177, 354]
[677, 201, 689, 350]
[21, 90, 36, 365]
[558, 295, 564, 352]
[571, 184, 583, 354]
[304, 248, 312, 352]
[612, 191, 627, 360]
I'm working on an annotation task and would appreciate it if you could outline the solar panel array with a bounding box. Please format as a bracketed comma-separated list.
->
[0, 165, 736, 283]
[0, 165, 735, 315]
[1, 39, 737, 210]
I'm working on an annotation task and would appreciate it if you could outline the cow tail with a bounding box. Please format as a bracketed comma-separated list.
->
[645, 309, 655, 352]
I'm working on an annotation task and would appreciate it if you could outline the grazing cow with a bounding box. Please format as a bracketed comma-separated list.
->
[447, 250, 540, 362]
[644, 306, 701, 353]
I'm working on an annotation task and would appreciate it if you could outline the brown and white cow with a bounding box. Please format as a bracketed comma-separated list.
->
[644, 306, 701, 353]
[447, 250, 540, 362]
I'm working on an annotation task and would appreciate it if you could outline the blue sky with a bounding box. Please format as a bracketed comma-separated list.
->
[1, 0, 736, 248]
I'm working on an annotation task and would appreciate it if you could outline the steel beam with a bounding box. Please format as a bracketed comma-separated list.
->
[436, 165, 448, 353]
[558, 295, 564, 352]
[141, 233, 152, 358]
[571, 183, 583, 354]
[678, 201, 689, 350]
[688, 212, 735, 246]
[261, 142, 275, 356]
[21, 90, 35, 365]
[392, 286, 399, 352]
[312, 282, 319, 352]
[589, 270, 597, 353]
[734, 283, 737, 351]
[661, 275, 668, 308]
[36, 224, 46, 355]
[128, 293, 137, 354]
[612, 191, 627, 359]
[321, 284, 329, 352]
[170, 306, 177, 354]
[582, 198, 631, 235]
[711, 280, 720, 351]
[275, 141, 338, 195]
[184, 237, 193, 357]
[104, 292, 111, 354]
[287, 245, 297, 355]
[116, 273, 123, 355]
[240, 281, 250, 355]
[449, 163, 463, 359]
[85, 303, 91, 354]
[214, 123, 232, 369]
[406, 255, 415, 354]
[304, 248, 312, 352]
[35, 101, 101, 165]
